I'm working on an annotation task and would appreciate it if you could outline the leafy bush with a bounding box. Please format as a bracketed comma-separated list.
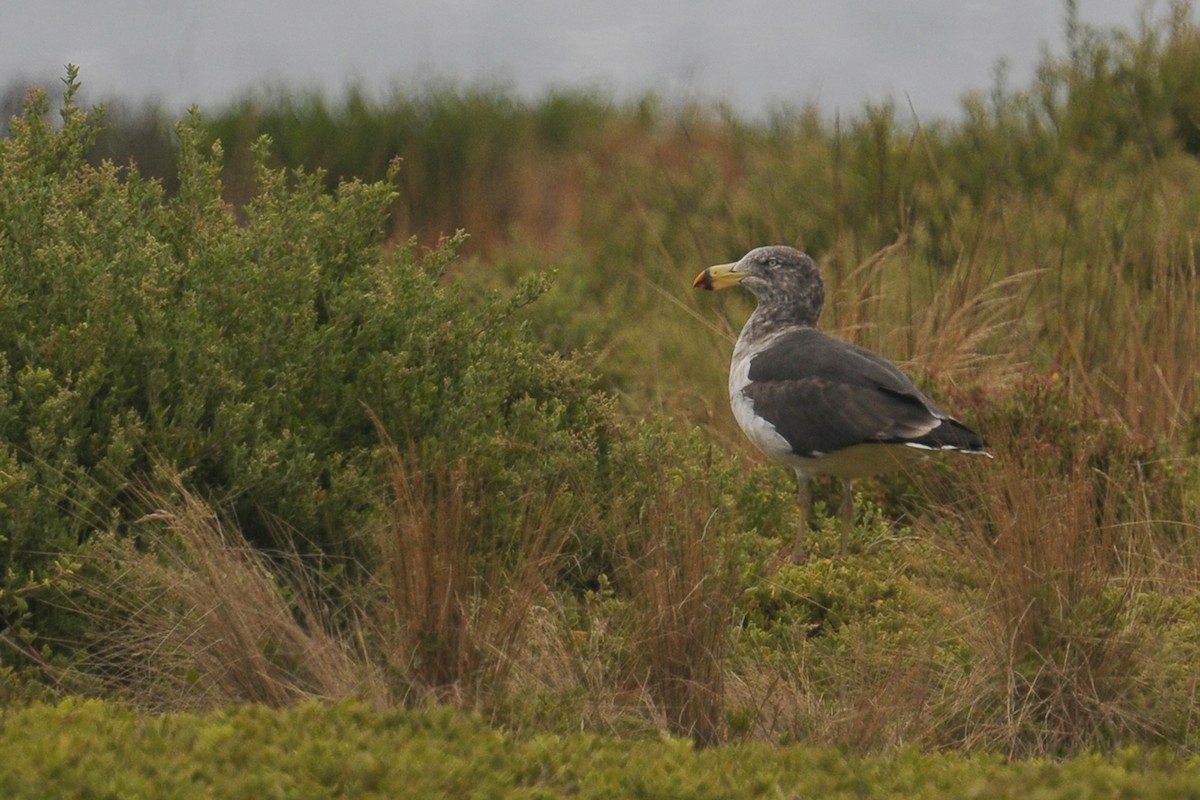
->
[0, 70, 613, 650]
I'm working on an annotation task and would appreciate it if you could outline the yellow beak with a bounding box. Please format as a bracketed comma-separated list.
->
[692, 262, 743, 291]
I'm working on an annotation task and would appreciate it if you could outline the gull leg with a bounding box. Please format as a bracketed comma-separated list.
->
[838, 479, 854, 557]
[790, 471, 810, 563]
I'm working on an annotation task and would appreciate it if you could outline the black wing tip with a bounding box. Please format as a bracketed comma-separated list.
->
[899, 418, 988, 453]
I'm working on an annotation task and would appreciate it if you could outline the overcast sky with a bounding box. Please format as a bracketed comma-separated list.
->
[1, 1, 1188, 121]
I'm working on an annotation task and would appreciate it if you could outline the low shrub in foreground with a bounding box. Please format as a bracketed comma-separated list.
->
[3, 698, 1200, 800]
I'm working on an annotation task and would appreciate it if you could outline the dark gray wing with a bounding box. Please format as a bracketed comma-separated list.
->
[743, 328, 982, 456]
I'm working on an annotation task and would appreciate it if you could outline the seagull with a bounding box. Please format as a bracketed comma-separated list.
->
[694, 245, 988, 561]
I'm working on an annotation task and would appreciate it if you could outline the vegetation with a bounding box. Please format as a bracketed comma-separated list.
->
[2, 3, 1200, 793]
[4, 698, 1200, 799]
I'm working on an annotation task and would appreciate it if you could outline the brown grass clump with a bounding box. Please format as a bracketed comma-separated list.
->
[932, 424, 1164, 757]
[84, 476, 369, 712]
[78, 410, 569, 715]
[368, 409, 568, 706]
[617, 473, 736, 748]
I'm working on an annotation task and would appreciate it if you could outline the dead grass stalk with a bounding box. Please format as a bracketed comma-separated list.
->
[618, 476, 735, 747]
[367, 409, 567, 706]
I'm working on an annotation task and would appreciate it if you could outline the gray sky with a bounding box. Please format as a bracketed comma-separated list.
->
[1, 1, 1186, 120]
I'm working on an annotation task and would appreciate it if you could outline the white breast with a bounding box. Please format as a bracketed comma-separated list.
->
[728, 335, 802, 468]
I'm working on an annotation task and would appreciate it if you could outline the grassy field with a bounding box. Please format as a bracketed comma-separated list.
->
[2, 5, 1200, 794]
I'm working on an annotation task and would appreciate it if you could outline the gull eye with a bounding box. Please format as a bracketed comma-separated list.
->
[767, 256, 780, 268]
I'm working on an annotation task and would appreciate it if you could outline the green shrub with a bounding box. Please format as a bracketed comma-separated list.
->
[0, 69, 614, 651]
[6, 698, 1200, 799]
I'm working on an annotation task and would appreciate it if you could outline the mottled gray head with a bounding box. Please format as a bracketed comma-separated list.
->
[694, 245, 825, 327]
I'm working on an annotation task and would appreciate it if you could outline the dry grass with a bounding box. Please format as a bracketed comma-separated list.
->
[78, 410, 569, 715]
[820, 237, 1036, 396]
[932, 432, 1165, 756]
[367, 409, 568, 706]
[1104, 240, 1200, 442]
[83, 476, 369, 712]
[617, 476, 735, 747]
[372, 441, 474, 698]
[728, 630, 945, 752]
